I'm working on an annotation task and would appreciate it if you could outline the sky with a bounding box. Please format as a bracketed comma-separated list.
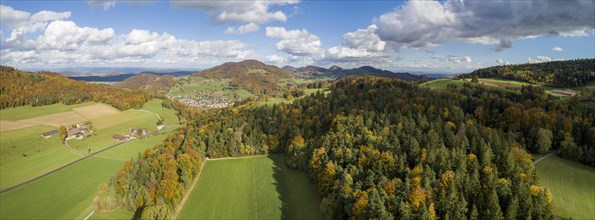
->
[0, 0, 594, 73]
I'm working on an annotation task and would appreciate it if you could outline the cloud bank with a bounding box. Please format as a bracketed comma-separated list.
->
[0, 5, 252, 68]
[374, 0, 594, 51]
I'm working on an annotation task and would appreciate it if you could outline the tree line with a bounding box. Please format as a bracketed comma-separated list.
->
[458, 59, 595, 87]
[0, 66, 149, 110]
[92, 75, 594, 219]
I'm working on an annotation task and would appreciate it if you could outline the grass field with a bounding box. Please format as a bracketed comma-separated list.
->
[0, 102, 95, 121]
[0, 99, 178, 190]
[0, 157, 123, 219]
[419, 78, 467, 90]
[535, 155, 595, 219]
[0, 125, 81, 189]
[18, 111, 88, 127]
[0, 132, 176, 219]
[0, 120, 36, 132]
[72, 103, 120, 119]
[422, 78, 590, 98]
[178, 154, 322, 220]
[68, 99, 178, 154]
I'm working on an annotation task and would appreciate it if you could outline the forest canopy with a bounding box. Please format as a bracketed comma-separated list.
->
[92, 75, 595, 219]
[0, 66, 149, 110]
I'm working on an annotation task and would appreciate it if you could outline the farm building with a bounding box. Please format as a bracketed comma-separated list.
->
[112, 135, 128, 141]
[67, 127, 85, 137]
[551, 89, 576, 96]
[40, 130, 59, 138]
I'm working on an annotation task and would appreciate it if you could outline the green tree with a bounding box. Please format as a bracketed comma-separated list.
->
[59, 125, 67, 142]
[536, 128, 553, 153]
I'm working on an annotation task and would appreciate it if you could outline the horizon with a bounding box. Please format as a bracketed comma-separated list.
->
[1, 0, 594, 72]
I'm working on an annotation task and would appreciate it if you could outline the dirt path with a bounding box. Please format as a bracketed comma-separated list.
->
[64, 140, 127, 162]
[205, 154, 267, 161]
[172, 158, 207, 219]
[533, 152, 557, 165]
[0, 141, 130, 194]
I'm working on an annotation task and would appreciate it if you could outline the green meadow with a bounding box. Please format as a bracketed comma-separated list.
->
[535, 155, 595, 219]
[0, 102, 96, 121]
[178, 154, 322, 220]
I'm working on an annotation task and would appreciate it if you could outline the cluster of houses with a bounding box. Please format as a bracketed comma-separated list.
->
[166, 94, 236, 108]
[112, 128, 150, 142]
[40, 123, 89, 139]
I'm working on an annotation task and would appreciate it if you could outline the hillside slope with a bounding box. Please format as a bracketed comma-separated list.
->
[458, 59, 595, 87]
[197, 60, 291, 94]
[290, 64, 424, 81]
[0, 66, 148, 110]
[115, 73, 178, 92]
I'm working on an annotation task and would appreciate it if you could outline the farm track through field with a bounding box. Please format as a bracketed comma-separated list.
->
[0, 140, 130, 194]
[534, 152, 557, 165]
[172, 158, 207, 219]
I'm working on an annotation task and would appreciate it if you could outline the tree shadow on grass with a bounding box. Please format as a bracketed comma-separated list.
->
[269, 154, 323, 220]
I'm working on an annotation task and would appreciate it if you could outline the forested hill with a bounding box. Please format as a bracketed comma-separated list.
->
[196, 59, 291, 94]
[115, 73, 178, 92]
[94, 75, 595, 219]
[0, 66, 148, 110]
[290, 64, 424, 81]
[458, 59, 595, 87]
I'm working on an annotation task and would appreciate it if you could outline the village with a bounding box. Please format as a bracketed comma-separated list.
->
[166, 94, 237, 108]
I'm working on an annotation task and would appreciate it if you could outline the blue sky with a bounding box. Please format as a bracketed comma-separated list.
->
[1, 0, 594, 73]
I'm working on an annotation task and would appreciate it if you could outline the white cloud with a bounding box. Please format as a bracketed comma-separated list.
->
[0, 5, 71, 46]
[448, 55, 472, 64]
[36, 20, 115, 50]
[552, 46, 563, 52]
[1, 9, 253, 68]
[265, 27, 321, 56]
[373, 0, 594, 51]
[171, 0, 299, 24]
[496, 58, 510, 65]
[527, 56, 562, 63]
[343, 25, 386, 52]
[224, 23, 260, 35]
[87, 0, 116, 10]
[265, 54, 287, 64]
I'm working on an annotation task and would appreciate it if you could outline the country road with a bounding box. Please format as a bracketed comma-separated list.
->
[533, 152, 557, 165]
[0, 140, 130, 194]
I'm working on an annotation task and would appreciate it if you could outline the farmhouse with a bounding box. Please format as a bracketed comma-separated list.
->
[67, 127, 85, 137]
[112, 135, 128, 141]
[40, 130, 59, 138]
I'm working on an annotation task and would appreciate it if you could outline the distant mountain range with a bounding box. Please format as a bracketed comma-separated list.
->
[285, 64, 425, 81]
[61, 60, 433, 84]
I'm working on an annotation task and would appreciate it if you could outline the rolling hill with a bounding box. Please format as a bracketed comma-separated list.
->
[0, 66, 147, 110]
[115, 73, 178, 92]
[458, 59, 595, 87]
[196, 59, 291, 94]
[288, 64, 424, 81]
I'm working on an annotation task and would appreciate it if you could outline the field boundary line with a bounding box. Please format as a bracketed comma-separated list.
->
[206, 154, 267, 161]
[64, 140, 127, 162]
[0, 140, 131, 194]
[83, 210, 95, 220]
[533, 152, 557, 165]
[172, 158, 207, 219]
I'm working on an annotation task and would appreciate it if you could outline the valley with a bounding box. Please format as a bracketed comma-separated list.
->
[0, 32, 593, 220]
